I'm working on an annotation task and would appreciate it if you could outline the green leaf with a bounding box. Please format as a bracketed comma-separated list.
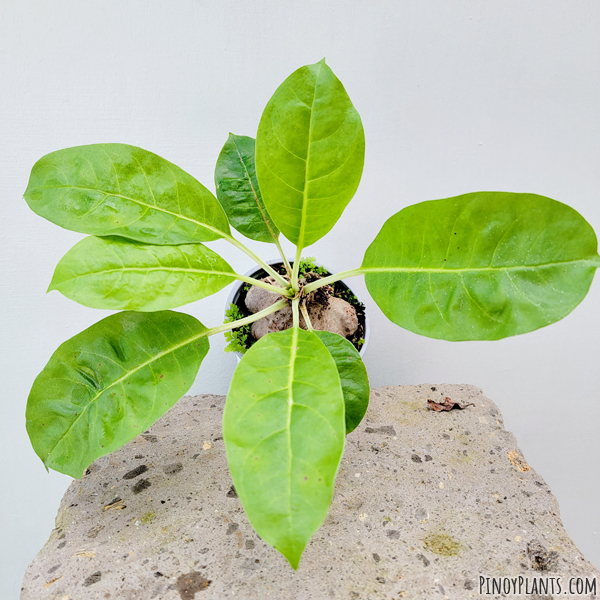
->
[24, 143, 230, 244]
[26, 311, 209, 478]
[49, 236, 236, 311]
[313, 330, 369, 434]
[256, 59, 365, 248]
[215, 134, 279, 243]
[223, 327, 345, 569]
[363, 192, 600, 341]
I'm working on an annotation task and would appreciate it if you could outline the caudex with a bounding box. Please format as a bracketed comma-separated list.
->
[24, 59, 599, 568]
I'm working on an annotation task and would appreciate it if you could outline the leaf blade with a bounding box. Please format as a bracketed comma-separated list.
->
[49, 236, 236, 311]
[223, 327, 345, 568]
[26, 311, 209, 478]
[363, 192, 599, 340]
[24, 143, 230, 244]
[256, 60, 365, 248]
[215, 134, 279, 243]
[313, 331, 369, 434]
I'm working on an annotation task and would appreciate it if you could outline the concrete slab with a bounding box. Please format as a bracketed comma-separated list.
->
[21, 385, 599, 599]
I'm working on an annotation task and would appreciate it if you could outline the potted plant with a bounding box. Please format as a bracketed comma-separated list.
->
[23, 59, 599, 570]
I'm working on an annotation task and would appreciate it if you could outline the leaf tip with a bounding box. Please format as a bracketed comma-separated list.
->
[284, 551, 302, 570]
[277, 541, 305, 570]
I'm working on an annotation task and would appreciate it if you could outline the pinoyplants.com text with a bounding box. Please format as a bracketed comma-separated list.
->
[479, 575, 597, 596]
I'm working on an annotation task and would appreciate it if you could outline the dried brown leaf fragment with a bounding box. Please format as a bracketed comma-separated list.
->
[427, 397, 474, 412]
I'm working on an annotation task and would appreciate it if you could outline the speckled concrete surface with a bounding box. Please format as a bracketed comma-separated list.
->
[21, 385, 599, 600]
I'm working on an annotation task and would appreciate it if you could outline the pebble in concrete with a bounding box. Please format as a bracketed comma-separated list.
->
[21, 385, 599, 599]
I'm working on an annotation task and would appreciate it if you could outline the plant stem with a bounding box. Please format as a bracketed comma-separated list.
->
[234, 274, 292, 297]
[223, 234, 289, 287]
[274, 237, 293, 276]
[299, 303, 313, 331]
[206, 299, 287, 338]
[303, 267, 364, 293]
[292, 298, 300, 328]
[291, 245, 303, 292]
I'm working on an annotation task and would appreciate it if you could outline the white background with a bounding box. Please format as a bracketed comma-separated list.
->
[1, 1, 599, 597]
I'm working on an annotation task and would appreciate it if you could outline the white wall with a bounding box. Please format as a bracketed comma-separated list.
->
[1, 1, 599, 596]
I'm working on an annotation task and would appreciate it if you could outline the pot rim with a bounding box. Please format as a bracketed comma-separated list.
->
[224, 258, 370, 361]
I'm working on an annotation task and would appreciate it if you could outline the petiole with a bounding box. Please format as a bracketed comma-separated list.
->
[302, 267, 363, 294]
[206, 299, 288, 337]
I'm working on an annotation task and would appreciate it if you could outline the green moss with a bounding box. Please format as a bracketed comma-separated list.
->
[223, 303, 252, 354]
[423, 532, 461, 556]
[337, 287, 358, 304]
[298, 256, 328, 277]
[141, 511, 156, 525]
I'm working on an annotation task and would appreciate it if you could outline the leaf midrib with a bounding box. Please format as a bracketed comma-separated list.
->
[31, 184, 227, 239]
[232, 138, 279, 243]
[285, 326, 299, 536]
[298, 63, 322, 251]
[362, 257, 599, 275]
[53, 267, 236, 285]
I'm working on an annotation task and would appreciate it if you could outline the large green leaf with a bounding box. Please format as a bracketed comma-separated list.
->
[223, 327, 345, 569]
[26, 311, 209, 478]
[215, 134, 279, 243]
[363, 192, 600, 341]
[49, 236, 236, 311]
[256, 59, 365, 248]
[24, 143, 230, 244]
[313, 330, 369, 434]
